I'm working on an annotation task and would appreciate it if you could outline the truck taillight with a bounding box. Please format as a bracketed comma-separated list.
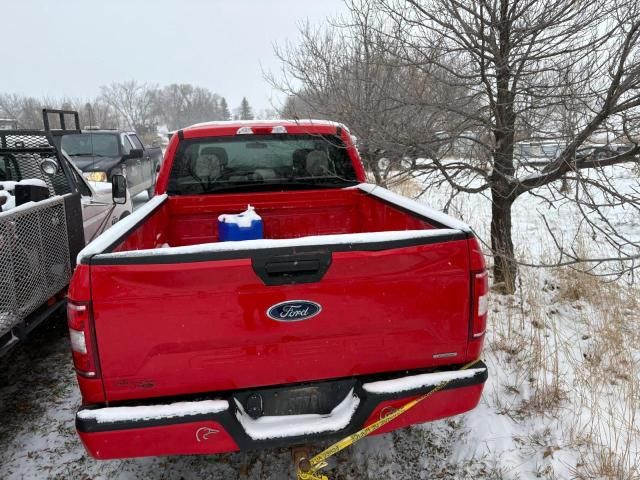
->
[67, 301, 98, 378]
[472, 271, 489, 338]
[468, 235, 488, 341]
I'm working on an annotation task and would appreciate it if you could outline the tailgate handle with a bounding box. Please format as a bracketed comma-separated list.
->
[265, 259, 320, 274]
[252, 251, 332, 286]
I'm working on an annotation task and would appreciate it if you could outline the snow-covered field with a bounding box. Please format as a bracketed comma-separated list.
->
[0, 166, 638, 479]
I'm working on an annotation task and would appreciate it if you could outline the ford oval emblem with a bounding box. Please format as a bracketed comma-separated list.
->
[267, 300, 322, 322]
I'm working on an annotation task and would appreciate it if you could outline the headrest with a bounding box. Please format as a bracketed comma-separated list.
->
[200, 146, 228, 165]
[191, 153, 222, 180]
[306, 150, 329, 176]
[292, 148, 312, 169]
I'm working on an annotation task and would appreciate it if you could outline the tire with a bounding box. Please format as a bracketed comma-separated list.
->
[118, 211, 131, 222]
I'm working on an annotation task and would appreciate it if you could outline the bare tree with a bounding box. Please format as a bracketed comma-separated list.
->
[275, 0, 640, 292]
[271, 1, 477, 185]
[58, 98, 119, 129]
[100, 81, 158, 131]
[383, 0, 640, 291]
[0, 94, 46, 128]
[279, 95, 300, 119]
[0, 94, 24, 123]
[1, 83, 234, 133]
[153, 84, 223, 130]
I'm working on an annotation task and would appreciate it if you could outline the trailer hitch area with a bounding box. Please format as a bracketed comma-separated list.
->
[292, 446, 328, 480]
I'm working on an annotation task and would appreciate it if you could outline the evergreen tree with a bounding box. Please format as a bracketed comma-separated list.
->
[219, 97, 231, 121]
[238, 97, 254, 120]
[211, 97, 220, 119]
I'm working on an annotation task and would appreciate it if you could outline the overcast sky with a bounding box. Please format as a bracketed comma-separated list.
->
[1, 0, 347, 113]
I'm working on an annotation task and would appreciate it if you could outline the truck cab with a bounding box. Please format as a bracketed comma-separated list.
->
[58, 129, 162, 198]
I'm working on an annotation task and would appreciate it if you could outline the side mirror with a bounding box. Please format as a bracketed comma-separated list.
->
[112, 174, 127, 205]
[128, 148, 144, 159]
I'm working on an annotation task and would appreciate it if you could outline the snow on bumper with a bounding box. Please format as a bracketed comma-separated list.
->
[77, 399, 229, 424]
[234, 389, 360, 441]
[362, 367, 487, 394]
[76, 361, 487, 459]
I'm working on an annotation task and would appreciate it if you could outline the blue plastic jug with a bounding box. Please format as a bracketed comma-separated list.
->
[218, 205, 263, 241]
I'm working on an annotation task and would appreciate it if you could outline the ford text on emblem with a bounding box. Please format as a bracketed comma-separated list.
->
[267, 300, 322, 322]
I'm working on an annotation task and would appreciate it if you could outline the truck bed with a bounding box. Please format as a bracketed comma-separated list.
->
[75, 184, 481, 404]
[111, 186, 437, 251]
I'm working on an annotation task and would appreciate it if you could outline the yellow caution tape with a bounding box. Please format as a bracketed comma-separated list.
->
[296, 359, 482, 480]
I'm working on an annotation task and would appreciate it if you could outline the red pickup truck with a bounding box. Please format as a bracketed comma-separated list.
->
[67, 120, 488, 459]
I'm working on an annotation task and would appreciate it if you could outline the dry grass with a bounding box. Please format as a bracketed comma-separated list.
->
[386, 179, 638, 478]
[554, 267, 603, 303]
[489, 259, 640, 479]
[568, 277, 640, 479]
[385, 174, 423, 199]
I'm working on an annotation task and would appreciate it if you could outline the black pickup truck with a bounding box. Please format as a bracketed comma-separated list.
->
[57, 129, 162, 197]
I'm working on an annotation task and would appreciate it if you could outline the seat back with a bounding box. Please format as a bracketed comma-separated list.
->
[306, 150, 329, 176]
[190, 152, 222, 180]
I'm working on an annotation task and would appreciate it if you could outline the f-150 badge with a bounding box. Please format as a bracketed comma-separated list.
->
[267, 300, 322, 322]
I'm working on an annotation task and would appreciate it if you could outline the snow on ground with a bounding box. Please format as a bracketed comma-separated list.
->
[0, 164, 638, 479]
[411, 163, 640, 267]
[401, 163, 640, 479]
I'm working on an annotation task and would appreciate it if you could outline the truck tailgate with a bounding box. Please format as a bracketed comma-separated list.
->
[90, 238, 471, 402]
